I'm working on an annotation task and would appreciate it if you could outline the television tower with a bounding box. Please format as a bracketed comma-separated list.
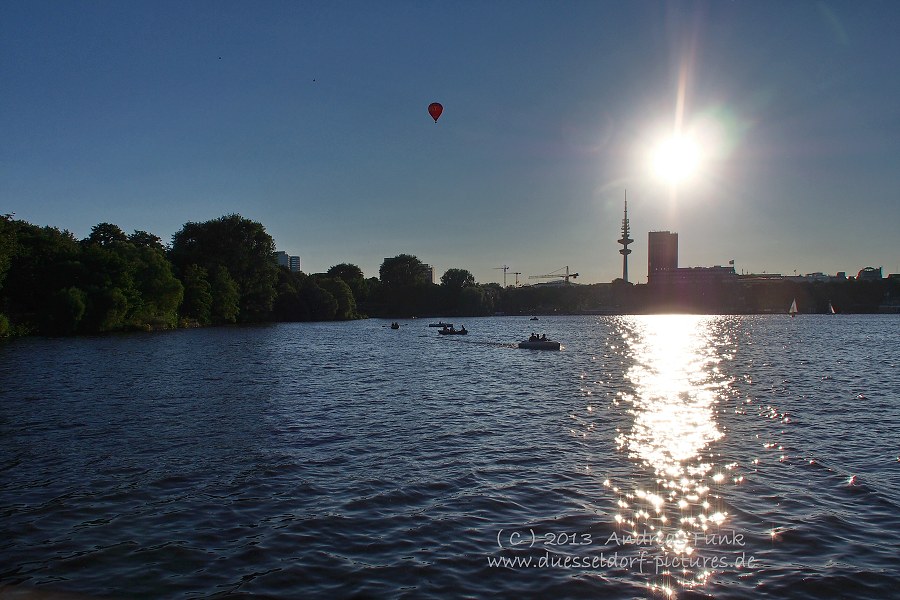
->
[618, 192, 633, 283]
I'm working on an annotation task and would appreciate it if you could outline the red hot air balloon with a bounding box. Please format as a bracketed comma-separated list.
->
[428, 102, 443, 122]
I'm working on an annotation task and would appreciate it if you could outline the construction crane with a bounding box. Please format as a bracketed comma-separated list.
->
[529, 266, 579, 284]
[510, 271, 523, 287]
[494, 265, 510, 287]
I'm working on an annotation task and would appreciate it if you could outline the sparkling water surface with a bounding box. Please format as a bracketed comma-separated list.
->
[1, 315, 898, 599]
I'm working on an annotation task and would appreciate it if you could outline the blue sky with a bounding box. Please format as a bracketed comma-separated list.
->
[3, 0, 899, 284]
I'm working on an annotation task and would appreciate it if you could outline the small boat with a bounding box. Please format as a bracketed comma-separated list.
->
[530, 316, 539, 321]
[429, 321, 453, 328]
[390, 322, 400, 329]
[518, 339, 561, 350]
[439, 326, 467, 335]
[789, 299, 798, 317]
[828, 301, 836, 315]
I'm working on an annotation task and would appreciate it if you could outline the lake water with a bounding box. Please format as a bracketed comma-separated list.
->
[1, 315, 899, 599]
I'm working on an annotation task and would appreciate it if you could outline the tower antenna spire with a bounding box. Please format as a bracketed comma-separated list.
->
[618, 190, 633, 283]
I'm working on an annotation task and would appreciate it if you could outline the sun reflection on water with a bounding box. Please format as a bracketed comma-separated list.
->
[611, 315, 735, 592]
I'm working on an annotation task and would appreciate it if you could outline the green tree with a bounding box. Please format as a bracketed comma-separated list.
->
[379, 254, 430, 287]
[273, 269, 310, 321]
[0, 214, 15, 292]
[129, 230, 164, 250]
[77, 227, 181, 331]
[44, 286, 87, 335]
[211, 265, 240, 323]
[376, 254, 436, 316]
[130, 245, 183, 328]
[3, 219, 181, 333]
[86, 222, 128, 246]
[441, 268, 475, 288]
[79, 226, 137, 331]
[316, 277, 357, 320]
[180, 264, 213, 324]
[327, 263, 369, 304]
[458, 286, 495, 316]
[170, 215, 277, 320]
[0, 214, 16, 332]
[304, 280, 338, 321]
[327, 263, 364, 282]
[83, 286, 129, 332]
[2, 221, 82, 332]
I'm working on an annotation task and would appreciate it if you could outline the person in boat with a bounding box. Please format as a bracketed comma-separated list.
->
[529, 333, 537, 342]
[540, 334, 547, 341]
[459, 325, 467, 333]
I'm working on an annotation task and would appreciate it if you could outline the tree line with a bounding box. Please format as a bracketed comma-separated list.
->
[9, 212, 883, 338]
[0, 213, 533, 337]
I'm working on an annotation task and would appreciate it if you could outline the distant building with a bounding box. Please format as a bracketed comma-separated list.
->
[792, 272, 847, 283]
[857, 266, 882, 281]
[533, 279, 581, 287]
[275, 251, 301, 273]
[651, 265, 737, 286]
[648, 231, 678, 284]
[645, 230, 737, 287]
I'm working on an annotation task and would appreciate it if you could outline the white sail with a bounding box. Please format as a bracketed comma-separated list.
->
[789, 299, 798, 316]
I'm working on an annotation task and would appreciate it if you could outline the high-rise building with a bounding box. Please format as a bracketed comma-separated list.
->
[618, 195, 633, 283]
[648, 231, 678, 283]
[275, 251, 301, 273]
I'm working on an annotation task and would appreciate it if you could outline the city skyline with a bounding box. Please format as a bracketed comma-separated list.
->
[3, 1, 899, 284]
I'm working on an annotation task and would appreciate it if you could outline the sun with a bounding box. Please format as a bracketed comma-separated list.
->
[650, 134, 701, 185]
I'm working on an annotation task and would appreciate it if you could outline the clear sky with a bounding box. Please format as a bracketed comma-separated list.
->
[3, 0, 899, 284]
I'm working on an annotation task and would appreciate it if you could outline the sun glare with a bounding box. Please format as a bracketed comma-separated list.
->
[651, 134, 701, 185]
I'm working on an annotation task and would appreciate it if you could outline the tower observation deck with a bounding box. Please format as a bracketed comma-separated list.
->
[618, 194, 634, 283]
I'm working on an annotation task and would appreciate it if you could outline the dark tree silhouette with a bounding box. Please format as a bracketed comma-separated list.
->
[379, 254, 429, 287]
[440, 268, 475, 288]
[170, 215, 277, 320]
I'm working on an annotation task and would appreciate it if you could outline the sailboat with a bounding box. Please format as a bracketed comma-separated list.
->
[828, 301, 836, 314]
[789, 298, 798, 317]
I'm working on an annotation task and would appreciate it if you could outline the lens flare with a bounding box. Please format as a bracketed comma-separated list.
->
[651, 134, 701, 184]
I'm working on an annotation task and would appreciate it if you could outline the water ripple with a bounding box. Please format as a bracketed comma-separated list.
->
[1, 316, 898, 598]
